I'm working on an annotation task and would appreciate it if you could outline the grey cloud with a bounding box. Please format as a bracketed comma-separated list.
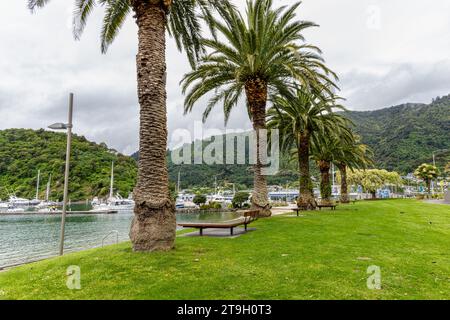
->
[341, 61, 450, 110]
[1, 0, 450, 155]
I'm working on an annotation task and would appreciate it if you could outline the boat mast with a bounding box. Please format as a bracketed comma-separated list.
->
[35, 169, 41, 200]
[109, 162, 114, 199]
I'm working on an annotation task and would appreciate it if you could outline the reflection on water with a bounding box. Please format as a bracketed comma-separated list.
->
[0, 210, 240, 268]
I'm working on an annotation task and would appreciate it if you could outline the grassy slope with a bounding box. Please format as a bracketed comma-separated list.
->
[0, 200, 449, 300]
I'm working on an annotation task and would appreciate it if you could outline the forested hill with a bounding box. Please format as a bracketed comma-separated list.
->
[344, 95, 450, 173]
[0, 129, 137, 201]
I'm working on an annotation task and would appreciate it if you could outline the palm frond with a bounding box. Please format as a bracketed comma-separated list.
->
[28, 0, 51, 11]
[73, 0, 97, 40]
[100, 0, 130, 53]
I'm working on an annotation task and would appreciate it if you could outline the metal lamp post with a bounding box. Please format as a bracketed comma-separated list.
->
[48, 93, 74, 256]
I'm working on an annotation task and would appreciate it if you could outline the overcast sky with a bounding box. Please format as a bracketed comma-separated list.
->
[1, 0, 449, 155]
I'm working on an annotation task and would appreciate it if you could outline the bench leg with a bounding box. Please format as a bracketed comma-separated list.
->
[297, 210, 299, 217]
[199, 228, 203, 236]
[231, 227, 234, 235]
[245, 224, 248, 232]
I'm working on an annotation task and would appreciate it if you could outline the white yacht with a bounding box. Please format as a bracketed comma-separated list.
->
[92, 194, 134, 212]
[175, 192, 198, 209]
[90, 162, 135, 212]
[8, 195, 31, 207]
[208, 194, 226, 204]
[207, 193, 233, 205]
[108, 194, 135, 210]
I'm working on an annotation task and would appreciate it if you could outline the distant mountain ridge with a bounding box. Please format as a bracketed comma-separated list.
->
[344, 94, 450, 173]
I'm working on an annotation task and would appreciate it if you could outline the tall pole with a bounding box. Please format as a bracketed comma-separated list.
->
[59, 93, 73, 256]
[109, 161, 114, 200]
[177, 170, 181, 194]
[35, 169, 41, 200]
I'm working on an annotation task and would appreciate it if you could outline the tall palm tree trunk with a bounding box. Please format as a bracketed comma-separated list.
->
[318, 160, 332, 204]
[245, 78, 271, 217]
[338, 163, 349, 203]
[297, 133, 316, 209]
[129, 1, 176, 252]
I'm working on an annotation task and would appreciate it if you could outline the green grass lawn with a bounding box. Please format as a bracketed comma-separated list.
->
[0, 199, 449, 300]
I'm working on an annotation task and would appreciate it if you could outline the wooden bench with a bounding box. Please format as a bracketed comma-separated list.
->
[317, 204, 337, 210]
[177, 210, 259, 236]
[292, 206, 308, 216]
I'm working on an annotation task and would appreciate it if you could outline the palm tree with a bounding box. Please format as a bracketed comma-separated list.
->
[310, 129, 351, 205]
[414, 163, 439, 195]
[333, 136, 372, 203]
[267, 89, 342, 209]
[181, 0, 336, 216]
[28, 0, 229, 251]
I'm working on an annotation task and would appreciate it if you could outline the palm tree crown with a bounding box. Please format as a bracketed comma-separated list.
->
[268, 90, 346, 152]
[181, 0, 337, 122]
[28, 0, 229, 65]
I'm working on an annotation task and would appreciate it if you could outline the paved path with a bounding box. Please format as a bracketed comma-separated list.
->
[271, 206, 297, 216]
[423, 199, 450, 205]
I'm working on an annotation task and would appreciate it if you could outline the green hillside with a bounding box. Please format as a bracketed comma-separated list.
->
[0, 129, 137, 201]
[345, 95, 450, 173]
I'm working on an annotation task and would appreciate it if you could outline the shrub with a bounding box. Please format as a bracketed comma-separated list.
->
[193, 194, 207, 206]
[232, 192, 250, 208]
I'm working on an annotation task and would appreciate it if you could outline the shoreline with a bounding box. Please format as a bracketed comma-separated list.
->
[0, 209, 118, 216]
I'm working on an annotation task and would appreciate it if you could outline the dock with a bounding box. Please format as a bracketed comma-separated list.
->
[0, 210, 118, 215]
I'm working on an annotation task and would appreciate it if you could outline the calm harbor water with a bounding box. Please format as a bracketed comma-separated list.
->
[0, 210, 240, 268]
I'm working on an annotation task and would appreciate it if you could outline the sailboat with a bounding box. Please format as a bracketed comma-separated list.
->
[29, 170, 41, 206]
[175, 170, 197, 209]
[37, 174, 58, 212]
[91, 162, 135, 212]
